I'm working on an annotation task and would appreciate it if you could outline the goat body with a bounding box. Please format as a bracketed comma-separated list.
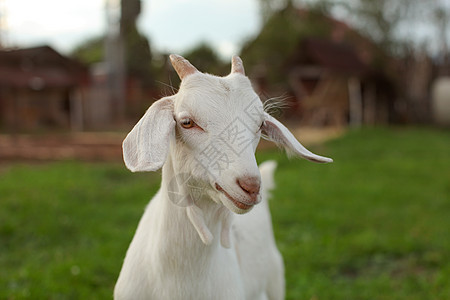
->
[114, 55, 332, 300]
[115, 160, 283, 299]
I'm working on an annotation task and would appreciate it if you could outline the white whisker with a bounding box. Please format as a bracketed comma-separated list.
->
[156, 79, 178, 97]
[263, 94, 291, 117]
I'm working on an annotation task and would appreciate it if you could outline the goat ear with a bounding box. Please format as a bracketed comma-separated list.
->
[262, 112, 333, 163]
[123, 97, 176, 172]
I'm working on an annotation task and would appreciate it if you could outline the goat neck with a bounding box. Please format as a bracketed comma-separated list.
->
[160, 148, 233, 249]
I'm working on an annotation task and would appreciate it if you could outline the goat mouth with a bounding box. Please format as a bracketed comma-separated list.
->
[215, 183, 253, 211]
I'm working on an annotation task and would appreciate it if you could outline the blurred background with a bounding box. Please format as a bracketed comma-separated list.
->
[0, 0, 449, 299]
[0, 0, 449, 137]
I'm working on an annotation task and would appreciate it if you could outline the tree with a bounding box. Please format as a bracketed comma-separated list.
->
[241, 2, 332, 86]
[434, 5, 449, 65]
[123, 27, 154, 86]
[183, 43, 228, 76]
[72, 36, 104, 65]
[259, 0, 290, 21]
[121, 0, 153, 86]
[345, 0, 415, 55]
[334, 0, 446, 57]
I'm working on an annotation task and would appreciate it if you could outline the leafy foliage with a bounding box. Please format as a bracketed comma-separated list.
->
[183, 43, 229, 76]
[241, 3, 333, 87]
[123, 27, 154, 86]
[72, 36, 104, 65]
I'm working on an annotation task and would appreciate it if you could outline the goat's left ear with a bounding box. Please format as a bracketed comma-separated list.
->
[262, 112, 333, 163]
[123, 97, 176, 172]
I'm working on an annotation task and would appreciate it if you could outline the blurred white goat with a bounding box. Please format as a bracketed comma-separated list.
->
[114, 55, 332, 300]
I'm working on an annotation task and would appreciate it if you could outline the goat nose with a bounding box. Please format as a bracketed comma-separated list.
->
[237, 177, 261, 198]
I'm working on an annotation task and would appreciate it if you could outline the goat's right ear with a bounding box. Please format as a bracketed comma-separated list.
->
[262, 112, 333, 163]
[123, 97, 175, 172]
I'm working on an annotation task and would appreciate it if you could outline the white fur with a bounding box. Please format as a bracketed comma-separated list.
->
[114, 55, 332, 300]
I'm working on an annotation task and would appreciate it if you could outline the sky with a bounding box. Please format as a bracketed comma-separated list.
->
[2, 0, 448, 60]
[2, 0, 262, 59]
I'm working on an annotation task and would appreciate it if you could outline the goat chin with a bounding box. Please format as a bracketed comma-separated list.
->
[216, 185, 255, 215]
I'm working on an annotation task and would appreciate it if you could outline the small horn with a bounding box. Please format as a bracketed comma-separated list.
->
[169, 54, 199, 80]
[231, 56, 245, 75]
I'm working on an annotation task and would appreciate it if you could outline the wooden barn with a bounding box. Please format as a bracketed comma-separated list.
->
[241, 5, 396, 127]
[0, 46, 89, 131]
[286, 38, 394, 127]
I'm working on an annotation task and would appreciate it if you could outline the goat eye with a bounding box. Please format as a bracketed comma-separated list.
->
[180, 118, 196, 129]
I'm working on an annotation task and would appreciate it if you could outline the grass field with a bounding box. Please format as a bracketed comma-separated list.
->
[1, 127, 449, 299]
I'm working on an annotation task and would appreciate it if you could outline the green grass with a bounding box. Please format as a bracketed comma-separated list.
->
[1, 127, 449, 299]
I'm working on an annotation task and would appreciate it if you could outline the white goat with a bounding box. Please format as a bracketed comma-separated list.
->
[114, 55, 332, 300]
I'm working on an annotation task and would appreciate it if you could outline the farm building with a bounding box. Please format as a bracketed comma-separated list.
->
[285, 38, 394, 127]
[241, 5, 397, 127]
[0, 46, 89, 131]
[0, 45, 156, 132]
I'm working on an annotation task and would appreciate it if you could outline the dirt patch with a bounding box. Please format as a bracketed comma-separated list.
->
[291, 126, 345, 145]
[0, 127, 344, 162]
[0, 132, 125, 162]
